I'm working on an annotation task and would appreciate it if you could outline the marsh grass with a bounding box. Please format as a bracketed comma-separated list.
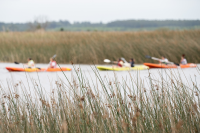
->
[0, 65, 200, 132]
[0, 30, 200, 64]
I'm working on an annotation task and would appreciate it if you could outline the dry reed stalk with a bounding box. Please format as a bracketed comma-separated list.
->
[0, 64, 200, 132]
[0, 30, 200, 64]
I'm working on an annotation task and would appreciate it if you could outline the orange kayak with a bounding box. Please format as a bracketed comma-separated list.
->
[6, 67, 71, 72]
[143, 63, 197, 69]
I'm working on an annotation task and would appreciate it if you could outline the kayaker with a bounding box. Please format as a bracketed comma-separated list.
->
[129, 58, 134, 67]
[160, 56, 169, 65]
[49, 58, 57, 68]
[27, 58, 35, 68]
[180, 54, 187, 65]
[117, 58, 123, 67]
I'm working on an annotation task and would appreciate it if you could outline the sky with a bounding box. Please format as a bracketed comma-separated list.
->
[0, 0, 200, 23]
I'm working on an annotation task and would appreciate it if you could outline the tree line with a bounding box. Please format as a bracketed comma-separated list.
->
[0, 20, 200, 31]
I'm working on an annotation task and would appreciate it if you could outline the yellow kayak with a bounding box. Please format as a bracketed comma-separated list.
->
[96, 65, 149, 71]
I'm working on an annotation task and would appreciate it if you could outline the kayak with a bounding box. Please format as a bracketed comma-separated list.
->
[143, 63, 197, 69]
[96, 65, 149, 71]
[6, 67, 71, 72]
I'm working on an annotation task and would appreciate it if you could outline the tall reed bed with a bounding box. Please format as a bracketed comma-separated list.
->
[0, 66, 199, 132]
[0, 30, 200, 64]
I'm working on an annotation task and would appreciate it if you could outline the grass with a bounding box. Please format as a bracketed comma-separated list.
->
[0, 30, 200, 64]
[0, 65, 200, 132]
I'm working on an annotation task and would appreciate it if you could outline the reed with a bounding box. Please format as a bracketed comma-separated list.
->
[0, 65, 199, 132]
[0, 30, 200, 64]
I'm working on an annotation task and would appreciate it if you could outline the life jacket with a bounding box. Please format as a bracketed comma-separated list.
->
[181, 58, 187, 65]
[28, 60, 34, 67]
[130, 61, 134, 67]
[161, 58, 169, 65]
[50, 61, 57, 68]
[118, 61, 123, 67]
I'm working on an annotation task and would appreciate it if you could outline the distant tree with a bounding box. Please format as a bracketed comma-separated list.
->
[28, 16, 49, 31]
[34, 16, 48, 30]
[36, 24, 42, 30]
[60, 28, 64, 31]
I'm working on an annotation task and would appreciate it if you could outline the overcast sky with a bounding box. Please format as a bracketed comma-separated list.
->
[0, 0, 200, 23]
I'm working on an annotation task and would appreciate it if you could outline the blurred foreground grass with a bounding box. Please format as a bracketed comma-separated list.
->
[0, 30, 200, 64]
[0, 65, 200, 132]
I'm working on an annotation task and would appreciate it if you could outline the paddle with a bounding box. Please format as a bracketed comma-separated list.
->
[145, 55, 179, 66]
[52, 54, 57, 59]
[104, 59, 113, 63]
[14, 61, 41, 70]
[121, 58, 131, 67]
[14, 61, 21, 65]
[121, 57, 128, 63]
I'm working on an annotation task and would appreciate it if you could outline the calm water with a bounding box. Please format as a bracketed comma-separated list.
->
[0, 63, 200, 96]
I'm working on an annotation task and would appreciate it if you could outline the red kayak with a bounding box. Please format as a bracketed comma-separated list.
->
[143, 63, 197, 69]
[6, 67, 71, 72]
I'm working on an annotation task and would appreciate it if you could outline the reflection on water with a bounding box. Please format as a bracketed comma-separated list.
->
[0, 63, 200, 97]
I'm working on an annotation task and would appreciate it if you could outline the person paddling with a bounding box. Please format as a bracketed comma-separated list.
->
[180, 54, 187, 65]
[48, 58, 57, 68]
[27, 58, 35, 68]
[113, 58, 124, 67]
[129, 58, 134, 67]
[160, 56, 169, 65]
[117, 58, 124, 67]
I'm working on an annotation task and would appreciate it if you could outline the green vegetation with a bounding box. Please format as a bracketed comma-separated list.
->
[1, 20, 200, 31]
[0, 30, 200, 64]
[0, 65, 199, 132]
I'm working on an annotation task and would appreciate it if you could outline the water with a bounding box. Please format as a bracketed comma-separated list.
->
[0, 63, 200, 97]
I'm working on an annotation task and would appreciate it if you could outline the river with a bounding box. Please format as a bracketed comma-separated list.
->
[0, 63, 200, 97]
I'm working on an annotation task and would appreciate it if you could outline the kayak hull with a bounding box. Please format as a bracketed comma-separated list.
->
[143, 63, 197, 69]
[6, 67, 71, 72]
[180, 63, 197, 68]
[96, 65, 149, 71]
